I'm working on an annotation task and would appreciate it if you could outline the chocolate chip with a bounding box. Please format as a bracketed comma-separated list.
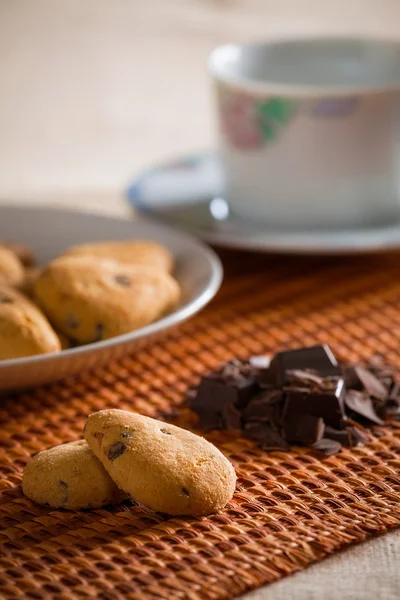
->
[181, 488, 190, 496]
[93, 323, 104, 342]
[66, 313, 80, 329]
[59, 480, 68, 505]
[160, 428, 172, 435]
[0, 296, 12, 304]
[107, 442, 127, 460]
[114, 275, 131, 287]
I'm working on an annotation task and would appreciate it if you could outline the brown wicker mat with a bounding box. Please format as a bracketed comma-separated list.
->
[2, 251, 400, 600]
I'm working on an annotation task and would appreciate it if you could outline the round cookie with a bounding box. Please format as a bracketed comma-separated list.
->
[34, 256, 180, 344]
[0, 242, 36, 267]
[62, 240, 173, 273]
[22, 440, 127, 509]
[0, 285, 61, 359]
[0, 246, 25, 287]
[84, 409, 236, 516]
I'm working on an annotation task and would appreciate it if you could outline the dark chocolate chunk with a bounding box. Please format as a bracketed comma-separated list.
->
[283, 378, 345, 428]
[243, 421, 289, 450]
[269, 344, 341, 386]
[313, 438, 342, 456]
[196, 410, 223, 432]
[243, 390, 282, 422]
[348, 426, 369, 445]
[221, 403, 242, 430]
[189, 368, 258, 412]
[389, 383, 400, 402]
[345, 390, 384, 425]
[283, 414, 324, 444]
[107, 442, 127, 460]
[114, 274, 131, 287]
[181, 488, 190, 496]
[0, 295, 12, 304]
[349, 366, 388, 402]
[324, 426, 352, 446]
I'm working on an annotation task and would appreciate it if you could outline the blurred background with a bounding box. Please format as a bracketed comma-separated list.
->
[0, 0, 399, 213]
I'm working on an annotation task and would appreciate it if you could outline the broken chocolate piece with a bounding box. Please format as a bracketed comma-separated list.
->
[243, 421, 289, 450]
[221, 403, 242, 430]
[189, 365, 258, 412]
[324, 426, 352, 446]
[345, 366, 388, 402]
[269, 344, 341, 386]
[243, 390, 283, 422]
[283, 414, 324, 445]
[283, 378, 345, 429]
[345, 390, 384, 425]
[196, 410, 223, 432]
[313, 438, 342, 456]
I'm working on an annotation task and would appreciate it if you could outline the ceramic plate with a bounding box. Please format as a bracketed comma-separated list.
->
[0, 206, 222, 392]
[127, 152, 400, 254]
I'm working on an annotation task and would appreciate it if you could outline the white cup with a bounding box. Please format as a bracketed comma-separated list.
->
[209, 38, 400, 229]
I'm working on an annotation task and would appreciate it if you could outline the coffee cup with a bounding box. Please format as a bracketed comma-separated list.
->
[209, 38, 400, 229]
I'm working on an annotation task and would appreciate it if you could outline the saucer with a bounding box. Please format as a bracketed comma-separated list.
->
[127, 152, 400, 254]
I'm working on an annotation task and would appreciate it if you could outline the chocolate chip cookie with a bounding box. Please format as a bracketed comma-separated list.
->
[22, 440, 127, 509]
[62, 240, 173, 273]
[0, 242, 36, 267]
[84, 409, 236, 516]
[0, 246, 25, 287]
[0, 285, 61, 359]
[34, 256, 180, 344]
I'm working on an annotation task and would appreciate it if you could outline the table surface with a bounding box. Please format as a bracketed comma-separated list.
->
[1, 1, 400, 598]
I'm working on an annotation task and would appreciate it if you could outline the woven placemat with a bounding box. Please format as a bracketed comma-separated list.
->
[2, 251, 400, 600]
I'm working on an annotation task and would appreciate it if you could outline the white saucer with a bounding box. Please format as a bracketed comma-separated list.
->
[127, 152, 400, 254]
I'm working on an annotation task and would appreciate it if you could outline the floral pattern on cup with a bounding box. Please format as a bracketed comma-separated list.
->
[218, 86, 297, 150]
[311, 97, 359, 118]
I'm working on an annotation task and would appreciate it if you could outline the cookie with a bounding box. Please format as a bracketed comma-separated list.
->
[0, 242, 36, 267]
[34, 256, 180, 344]
[22, 440, 127, 509]
[0, 246, 25, 287]
[84, 409, 236, 516]
[0, 285, 61, 359]
[19, 267, 41, 297]
[62, 240, 173, 273]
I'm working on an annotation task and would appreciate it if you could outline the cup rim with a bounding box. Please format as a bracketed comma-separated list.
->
[208, 37, 400, 97]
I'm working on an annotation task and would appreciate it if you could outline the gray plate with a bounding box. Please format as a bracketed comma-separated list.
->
[127, 152, 400, 254]
[0, 206, 222, 391]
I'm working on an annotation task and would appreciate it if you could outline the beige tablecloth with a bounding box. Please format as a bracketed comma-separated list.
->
[1, 1, 400, 598]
